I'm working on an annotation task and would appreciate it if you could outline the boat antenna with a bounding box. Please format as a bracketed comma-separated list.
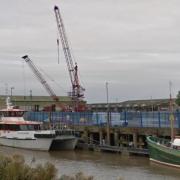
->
[57, 38, 60, 64]
[6, 97, 12, 109]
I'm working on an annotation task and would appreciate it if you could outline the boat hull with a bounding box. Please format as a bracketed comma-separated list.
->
[147, 136, 180, 168]
[0, 137, 53, 151]
[50, 136, 77, 150]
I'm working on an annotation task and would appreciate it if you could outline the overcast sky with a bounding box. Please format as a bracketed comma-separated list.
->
[0, 0, 180, 103]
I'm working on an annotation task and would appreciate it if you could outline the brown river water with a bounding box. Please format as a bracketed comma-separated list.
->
[0, 146, 179, 180]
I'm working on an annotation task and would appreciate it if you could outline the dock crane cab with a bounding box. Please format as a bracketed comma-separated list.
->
[54, 5, 86, 112]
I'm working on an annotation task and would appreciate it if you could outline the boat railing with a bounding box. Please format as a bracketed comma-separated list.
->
[55, 129, 75, 136]
[150, 136, 171, 147]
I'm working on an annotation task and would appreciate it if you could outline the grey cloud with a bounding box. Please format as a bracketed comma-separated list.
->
[0, 0, 180, 103]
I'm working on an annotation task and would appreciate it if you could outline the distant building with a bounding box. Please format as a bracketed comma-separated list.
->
[87, 99, 177, 112]
[0, 95, 176, 112]
[0, 95, 86, 111]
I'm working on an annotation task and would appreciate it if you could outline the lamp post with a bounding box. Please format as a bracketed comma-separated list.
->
[10, 87, 14, 97]
[151, 96, 154, 112]
[30, 89, 32, 110]
[169, 81, 174, 142]
[106, 82, 110, 145]
[106, 82, 109, 108]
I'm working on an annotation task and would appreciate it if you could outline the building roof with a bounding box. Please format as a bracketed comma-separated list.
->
[88, 98, 176, 108]
[0, 95, 71, 102]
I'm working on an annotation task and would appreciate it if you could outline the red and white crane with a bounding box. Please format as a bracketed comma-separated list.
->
[22, 55, 59, 102]
[54, 5, 85, 111]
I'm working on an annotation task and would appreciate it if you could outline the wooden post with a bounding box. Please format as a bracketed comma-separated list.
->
[133, 133, 137, 148]
[114, 132, 118, 146]
[89, 133, 93, 145]
[99, 130, 103, 145]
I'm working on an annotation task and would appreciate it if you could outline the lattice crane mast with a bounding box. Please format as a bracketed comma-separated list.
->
[22, 55, 59, 102]
[54, 5, 85, 110]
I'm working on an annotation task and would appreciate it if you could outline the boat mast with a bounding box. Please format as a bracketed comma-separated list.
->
[169, 81, 174, 142]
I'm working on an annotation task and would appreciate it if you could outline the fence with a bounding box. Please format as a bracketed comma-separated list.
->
[24, 111, 180, 128]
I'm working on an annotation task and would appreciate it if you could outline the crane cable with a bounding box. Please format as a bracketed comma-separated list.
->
[57, 29, 85, 91]
[22, 60, 27, 99]
[38, 66, 68, 94]
[57, 38, 60, 64]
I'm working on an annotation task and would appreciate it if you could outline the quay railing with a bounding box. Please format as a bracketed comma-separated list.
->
[24, 111, 180, 128]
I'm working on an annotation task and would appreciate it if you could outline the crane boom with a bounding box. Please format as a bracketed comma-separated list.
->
[22, 55, 59, 102]
[54, 6, 85, 109]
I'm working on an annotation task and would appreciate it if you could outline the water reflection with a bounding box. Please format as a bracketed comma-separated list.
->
[0, 147, 179, 180]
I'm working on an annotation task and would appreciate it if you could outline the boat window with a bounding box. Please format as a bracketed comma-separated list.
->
[16, 112, 24, 117]
[2, 112, 10, 117]
[19, 124, 40, 131]
[0, 124, 20, 131]
[20, 125, 28, 131]
[34, 125, 40, 130]
[5, 124, 9, 130]
[1, 112, 7, 117]
[27, 125, 34, 130]
[9, 124, 20, 131]
[0, 124, 40, 131]
[0, 111, 24, 117]
[0, 124, 4, 130]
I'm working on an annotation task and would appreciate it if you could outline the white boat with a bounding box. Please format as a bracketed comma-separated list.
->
[0, 97, 77, 151]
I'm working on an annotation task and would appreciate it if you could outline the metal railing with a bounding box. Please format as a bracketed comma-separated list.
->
[24, 111, 180, 128]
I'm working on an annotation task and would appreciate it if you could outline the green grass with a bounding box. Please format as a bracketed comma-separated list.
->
[0, 154, 57, 180]
[0, 153, 124, 180]
[0, 153, 94, 180]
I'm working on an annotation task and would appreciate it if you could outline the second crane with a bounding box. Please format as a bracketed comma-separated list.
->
[54, 5, 85, 112]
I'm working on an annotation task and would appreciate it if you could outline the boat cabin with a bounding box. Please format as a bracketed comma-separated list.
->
[0, 122, 41, 131]
[0, 109, 41, 131]
[172, 136, 180, 150]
